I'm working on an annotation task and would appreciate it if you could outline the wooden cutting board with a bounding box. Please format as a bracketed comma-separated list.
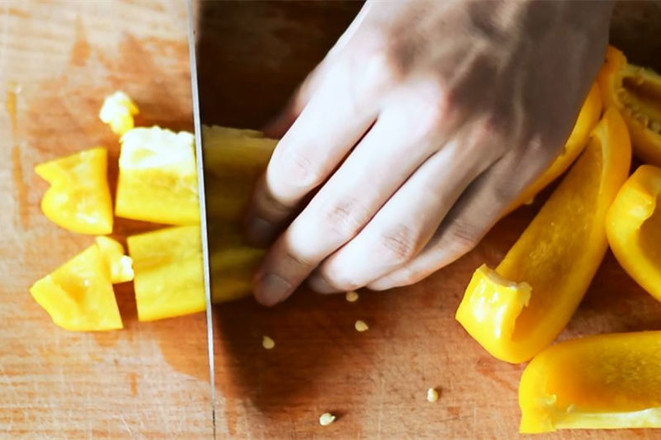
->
[2, 1, 660, 439]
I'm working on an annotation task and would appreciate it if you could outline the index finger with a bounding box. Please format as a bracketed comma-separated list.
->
[245, 56, 386, 246]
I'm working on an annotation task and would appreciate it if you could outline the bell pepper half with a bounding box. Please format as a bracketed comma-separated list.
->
[35, 147, 113, 235]
[519, 331, 661, 433]
[115, 126, 200, 225]
[508, 82, 602, 212]
[29, 244, 123, 331]
[606, 164, 661, 302]
[598, 45, 661, 167]
[456, 108, 632, 363]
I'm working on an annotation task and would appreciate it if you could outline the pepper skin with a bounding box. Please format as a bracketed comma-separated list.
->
[456, 108, 631, 363]
[606, 165, 661, 302]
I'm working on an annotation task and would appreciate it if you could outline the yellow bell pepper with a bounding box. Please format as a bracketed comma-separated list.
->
[519, 331, 661, 433]
[508, 82, 602, 211]
[115, 126, 200, 225]
[35, 147, 113, 235]
[456, 108, 631, 363]
[598, 45, 661, 166]
[127, 126, 275, 321]
[98, 91, 139, 136]
[95, 236, 134, 284]
[606, 165, 661, 302]
[29, 244, 123, 331]
[128, 225, 205, 321]
[203, 125, 276, 221]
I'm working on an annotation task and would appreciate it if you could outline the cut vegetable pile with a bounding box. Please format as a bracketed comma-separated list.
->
[31, 91, 275, 331]
[29, 45, 661, 434]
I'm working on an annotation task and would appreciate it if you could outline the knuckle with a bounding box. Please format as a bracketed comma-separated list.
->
[321, 199, 371, 239]
[445, 219, 483, 254]
[374, 224, 418, 264]
[272, 145, 326, 189]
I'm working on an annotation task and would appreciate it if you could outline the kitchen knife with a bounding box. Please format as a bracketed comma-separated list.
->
[186, 0, 217, 437]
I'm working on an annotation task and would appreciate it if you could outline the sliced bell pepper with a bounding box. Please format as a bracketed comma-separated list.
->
[115, 126, 200, 225]
[508, 82, 602, 211]
[606, 165, 661, 302]
[598, 45, 661, 166]
[519, 331, 661, 433]
[126, 126, 276, 321]
[35, 147, 113, 235]
[128, 225, 205, 321]
[203, 125, 276, 222]
[99, 91, 139, 136]
[29, 244, 122, 331]
[95, 236, 134, 284]
[456, 108, 632, 363]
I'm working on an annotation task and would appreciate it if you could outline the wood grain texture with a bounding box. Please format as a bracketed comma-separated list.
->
[2, 1, 661, 439]
[1, 1, 210, 438]
[199, 2, 661, 439]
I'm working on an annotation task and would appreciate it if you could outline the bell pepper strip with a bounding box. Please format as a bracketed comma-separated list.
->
[126, 126, 278, 321]
[606, 165, 661, 302]
[95, 236, 134, 284]
[203, 125, 276, 222]
[455, 108, 632, 364]
[115, 126, 200, 225]
[35, 147, 113, 235]
[598, 45, 661, 167]
[98, 91, 139, 136]
[29, 244, 122, 331]
[507, 82, 602, 212]
[519, 331, 661, 433]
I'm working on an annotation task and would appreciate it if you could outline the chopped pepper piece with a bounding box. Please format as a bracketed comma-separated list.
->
[115, 126, 200, 225]
[35, 147, 113, 235]
[128, 225, 205, 321]
[598, 45, 661, 166]
[99, 91, 139, 136]
[519, 331, 661, 433]
[29, 244, 122, 331]
[508, 82, 602, 211]
[606, 165, 661, 302]
[456, 108, 631, 363]
[95, 236, 134, 284]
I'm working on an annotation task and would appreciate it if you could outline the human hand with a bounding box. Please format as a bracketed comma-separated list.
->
[246, 0, 614, 306]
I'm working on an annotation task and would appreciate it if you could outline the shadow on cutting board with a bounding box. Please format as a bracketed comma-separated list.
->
[195, 2, 661, 435]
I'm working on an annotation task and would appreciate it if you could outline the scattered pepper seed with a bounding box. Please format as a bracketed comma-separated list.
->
[319, 412, 336, 426]
[427, 388, 440, 402]
[262, 335, 275, 350]
[354, 320, 369, 332]
[345, 291, 359, 302]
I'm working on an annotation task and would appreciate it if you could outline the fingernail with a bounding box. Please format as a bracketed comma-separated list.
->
[255, 273, 292, 306]
[246, 217, 275, 247]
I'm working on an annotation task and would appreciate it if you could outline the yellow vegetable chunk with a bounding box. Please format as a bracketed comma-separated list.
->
[519, 331, 661, 433]
[98, 91, 139, 136]
[115, 126, 200, 225]
[95, 236, 134, 284]
[29, 244, 122, 331]
[128, 225, 205, 321]
[35, 147, 113, 235]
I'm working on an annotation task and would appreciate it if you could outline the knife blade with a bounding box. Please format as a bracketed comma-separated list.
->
[186, 0, 217, 437]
